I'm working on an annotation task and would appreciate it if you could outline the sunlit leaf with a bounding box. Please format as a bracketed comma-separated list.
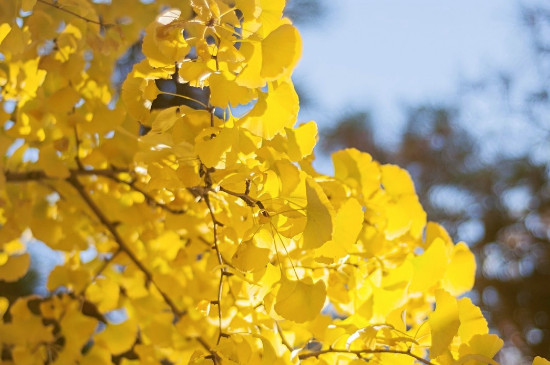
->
[303, 177, 335, 250]
[95, 319, 139, 355]
[430, 289, 460, 358]
[274, 276, 326, 322]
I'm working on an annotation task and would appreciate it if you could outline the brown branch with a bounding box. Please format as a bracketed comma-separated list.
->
[194, 336, 220, 364]
[105, 174, 187, 215]
[298, 347, 434, 364]
[203, 192, 228, 344]
[4, 168, 128, 182]
[218, 185, 264, 209]
[73, 125, 84, 171]
[36, 0, 114, 28]
[67, 172, 185, 318]
[4, 167, 187, 215]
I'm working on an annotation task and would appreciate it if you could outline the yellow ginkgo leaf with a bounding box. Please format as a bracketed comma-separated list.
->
[257, 0, 286, 35]
[38, 144, 70, 179]
[0, 23, 10, 45]
[178, 59, 213, 87]
[274, 276, 326, 322]
[384, 195, 425, 239]
[0, 297, 8, 318]
[194, 127, 234, 169]
[458, 334, 503, 363]
[409, 237, 448, 293]
[86, 278, 120, 313]
[142, 9, 189, 68]
[0, 253, 30, 282]
[286, 121, 318, 161]
[316, 197, 363, 258]
[534, 356, 550, 365]
[429, 289, 460, 358]
[457, 297, 488, 344]
[47, 265, 90, 293]
[442, 242, 476, 296]
[425, 221, 453, 248]
[302, 177, 335, 250]
[151, 106, 182, 134]
[209, 72, 256, 108]
[332, 148, 380, 199]
[235, 41, 264, 88]
[95, 319, 139, 355]
[55, 306, 99, 364]
[232, 240, 271, 272]
[239, 81, 298, 140]
[122, 75, 156, 122]
[380, 164, 416, 196]
[261, 24, 302, 81]
[253, 334, 278, 365]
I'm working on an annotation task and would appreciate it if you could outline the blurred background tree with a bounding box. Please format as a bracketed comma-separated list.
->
[319, 3, 550, 363]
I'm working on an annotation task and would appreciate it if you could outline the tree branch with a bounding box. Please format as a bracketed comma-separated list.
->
[203, 192, 228, 344]
[4, 167, 187, 215]
[4, 168, 128, 182]
[298, 347, 434, 364]
[67, 172, 185, 318]
[36, 0, 114, 28]
[219, 182, 264, 209]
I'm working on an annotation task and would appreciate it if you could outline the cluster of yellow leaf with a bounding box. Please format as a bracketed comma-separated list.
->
[0, 0, 547, 364]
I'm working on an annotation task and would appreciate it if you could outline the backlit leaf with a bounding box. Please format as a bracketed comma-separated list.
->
[430, 289, 460, 358]
[303, 177, 335, 250]
[274, 276, 326, 322]
[95, 319, 139, 355]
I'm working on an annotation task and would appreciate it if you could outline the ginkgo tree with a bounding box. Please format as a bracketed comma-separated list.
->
[0, 0, 547, 364]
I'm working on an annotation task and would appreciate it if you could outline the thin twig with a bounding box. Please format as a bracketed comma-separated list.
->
[203, 193, 227, 344]
[275, 321, 293, 352]
[67, 172, 185, 318]
[194, 336, 220, 364]
[219, 185, 264, 209]
[37, 0, 114, 28]
[4, 167, 187, 215]
[298, 348, 434, 364]
[4, 168, 128, 182]
[73, 125, 85, 171]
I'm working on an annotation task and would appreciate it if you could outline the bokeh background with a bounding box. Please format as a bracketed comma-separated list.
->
[289, 1, 550, 364]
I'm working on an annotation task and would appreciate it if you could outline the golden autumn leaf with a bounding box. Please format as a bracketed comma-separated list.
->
[442, 242, 476, 296]
[302, 177, 335, 250]
[239, 81, 299, 139]
[285, 121, 318, 161]
[429, 289, 460, 358]
[274, 276, 326, 322]
[261, 24, 302, 81]
[534, 357, 550, 365]
[95, 319, 139, 355]
[316, 197, 363, 258]
[409, 237, 448, 293]
[232, 239, 271, 272]
[0, 253, 30, 282]
[457, 297, 488, 344]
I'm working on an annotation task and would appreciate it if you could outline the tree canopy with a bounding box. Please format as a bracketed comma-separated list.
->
[0, 0, 547, 364]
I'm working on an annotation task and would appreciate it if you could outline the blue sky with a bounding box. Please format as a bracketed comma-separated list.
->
[293, 1, 531, 152]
